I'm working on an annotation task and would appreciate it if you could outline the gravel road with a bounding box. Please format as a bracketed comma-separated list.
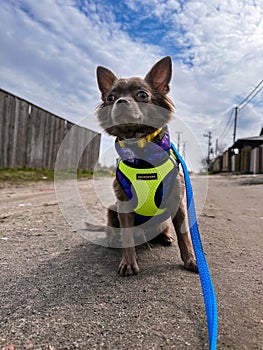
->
[0, 174, 262, 350]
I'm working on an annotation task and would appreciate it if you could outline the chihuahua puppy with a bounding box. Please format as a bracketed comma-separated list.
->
[96, 56, 197, 276]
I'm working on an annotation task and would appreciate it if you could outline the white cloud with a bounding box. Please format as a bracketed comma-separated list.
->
[0, 0, 262, 172]
[0, 0, 163, 127]
[164, 0, 263, 142]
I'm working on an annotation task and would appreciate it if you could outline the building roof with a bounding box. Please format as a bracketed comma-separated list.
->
[231, 135, 263, 149]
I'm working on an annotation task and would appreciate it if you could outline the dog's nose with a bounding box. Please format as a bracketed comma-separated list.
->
[116, 98, 129, 104]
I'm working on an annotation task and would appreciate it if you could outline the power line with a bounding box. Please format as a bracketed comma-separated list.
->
[232, 80, 263, 143]
[238, 79, 263, 109]
[218, 79, 263, 145]
[239, 83, 263, 110]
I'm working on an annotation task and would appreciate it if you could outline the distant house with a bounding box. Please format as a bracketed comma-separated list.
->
[212, 127, 263, 174]
[232, 127, 263, 149]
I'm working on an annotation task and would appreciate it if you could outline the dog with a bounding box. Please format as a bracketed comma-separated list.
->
[96, 56, 197, 276]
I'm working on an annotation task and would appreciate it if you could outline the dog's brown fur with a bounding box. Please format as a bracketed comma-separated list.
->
[96, 56, 197, 276]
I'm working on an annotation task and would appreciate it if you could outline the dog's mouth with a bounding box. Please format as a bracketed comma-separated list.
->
[105, 123, 158, 139]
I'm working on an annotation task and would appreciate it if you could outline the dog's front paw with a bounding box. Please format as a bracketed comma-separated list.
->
[184, 258, 198, 273]
[118, 259, 140, 277]
[118, 248, 140, 277]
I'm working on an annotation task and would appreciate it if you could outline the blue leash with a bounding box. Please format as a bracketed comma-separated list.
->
[171, 143, 218, 350]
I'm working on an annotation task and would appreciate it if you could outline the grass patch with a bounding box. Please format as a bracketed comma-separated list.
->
[0, 168, 55, 182]
[0, 168, 96, 183]
[93, 168, 115, 177]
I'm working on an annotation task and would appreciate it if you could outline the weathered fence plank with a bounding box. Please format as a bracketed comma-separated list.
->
[0, 89, 101, 170]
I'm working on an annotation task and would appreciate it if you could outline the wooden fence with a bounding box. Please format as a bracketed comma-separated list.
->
[0, 89, 101, 170]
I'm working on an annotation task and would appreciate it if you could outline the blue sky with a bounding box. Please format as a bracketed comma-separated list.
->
[0, 0, 262, 171]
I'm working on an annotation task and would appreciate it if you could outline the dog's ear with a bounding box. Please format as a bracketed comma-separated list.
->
[144, 56, 172, 94]
[96, 66, 118, 95]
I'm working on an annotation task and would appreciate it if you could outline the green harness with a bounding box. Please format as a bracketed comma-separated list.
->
[118, 156, 175, 217]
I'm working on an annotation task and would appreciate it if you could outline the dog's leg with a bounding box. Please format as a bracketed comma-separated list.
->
[107, 204, 120, 228]
[106, 204, 121, 246]
[113, 179, 140, 276]
[172, 207, 198, 272]
[171, 173, 198, 273]
[117, 210, 140, 276]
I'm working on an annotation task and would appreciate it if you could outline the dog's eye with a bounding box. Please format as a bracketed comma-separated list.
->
[137, 91, 149, 100]
[107, 94, 115, 102]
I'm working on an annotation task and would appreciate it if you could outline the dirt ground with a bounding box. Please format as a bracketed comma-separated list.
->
[0, 174, 262, 350]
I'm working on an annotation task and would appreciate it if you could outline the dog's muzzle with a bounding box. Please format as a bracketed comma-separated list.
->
[112, 99, 144, 123]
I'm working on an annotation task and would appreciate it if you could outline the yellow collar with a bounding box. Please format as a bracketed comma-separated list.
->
[118, 128, 163, 148]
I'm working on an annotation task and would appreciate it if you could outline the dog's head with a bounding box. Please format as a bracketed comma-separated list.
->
[96, 57, 174, 139]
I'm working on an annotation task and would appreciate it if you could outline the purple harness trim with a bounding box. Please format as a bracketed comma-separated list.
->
[115, 132, 171, 165]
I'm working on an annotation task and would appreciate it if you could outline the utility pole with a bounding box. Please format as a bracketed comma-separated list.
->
[233, 106, 238, 143]
[182, 142, 186, 159]
[203, 131, 212, 169]
[215, 138, 219, 156]
[175, 131, 183, 152]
